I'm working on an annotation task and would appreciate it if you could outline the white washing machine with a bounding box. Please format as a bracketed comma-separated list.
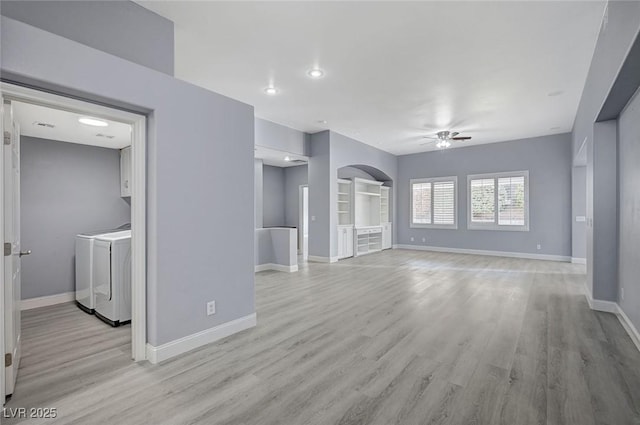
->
[75, 225, 129, 314]
[93, 230, 132, 327]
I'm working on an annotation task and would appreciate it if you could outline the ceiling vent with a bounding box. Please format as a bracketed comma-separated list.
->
[95, 133, 115, 139]
[32, 121, 55, 129]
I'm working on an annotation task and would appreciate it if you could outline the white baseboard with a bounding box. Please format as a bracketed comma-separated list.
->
[21, 291, 75, 310]
[392, 244, 399, 249]
[307, 255, 338, 263]
[254, 263, 298, 273]
[617, 307, 640, 353]
[146, 313, 257, 364]
[571, 257, 587, 264]
[395, 244, 571, 262]
[583, 289, 640, 353]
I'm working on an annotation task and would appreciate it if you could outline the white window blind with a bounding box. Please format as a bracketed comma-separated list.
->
[470, 178, 495, 223]
[412, 182, 431, 224]
[498, 176, 525, 225]
[433, 181, 455, 225]
[468, 171, 529, 231]
[410, 177, 457, 228]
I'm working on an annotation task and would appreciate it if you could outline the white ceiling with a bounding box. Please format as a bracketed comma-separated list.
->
[139, 1, 606, 155]
[255, 145, 309, 168]
[13, 102, 132, 149]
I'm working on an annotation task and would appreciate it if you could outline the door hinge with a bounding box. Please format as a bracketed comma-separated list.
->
[4, 242, 11, 256]
[3, 131, 10, 145]
[5, 353, 12, 367]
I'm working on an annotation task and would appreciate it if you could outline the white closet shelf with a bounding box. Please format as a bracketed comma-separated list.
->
[338, 192, 350, 196]
[356, 191, 381, 196]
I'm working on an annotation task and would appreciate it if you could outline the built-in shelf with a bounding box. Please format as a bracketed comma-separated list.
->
[337, 179, 353, 226]
[356, 191, 381, 196]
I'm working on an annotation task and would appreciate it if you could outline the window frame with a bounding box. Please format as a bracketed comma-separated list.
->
[410, 176, 458, 229]
[467, 170, 530, 232]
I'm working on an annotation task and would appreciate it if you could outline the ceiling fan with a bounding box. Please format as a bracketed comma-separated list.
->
[421, 130, 472, 148]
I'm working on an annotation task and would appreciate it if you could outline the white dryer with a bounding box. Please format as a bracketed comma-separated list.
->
[75, 225, 129, 313]
[93, 230, 132, 327]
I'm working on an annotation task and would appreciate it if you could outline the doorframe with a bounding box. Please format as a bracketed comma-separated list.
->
[0, 83, 147, 372]
[298, 184, 308, 256]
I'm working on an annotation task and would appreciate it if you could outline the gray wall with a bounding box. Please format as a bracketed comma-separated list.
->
[0, 0, 174, 75]
[255, 118, 309, 156]
[618, 88, 640, 332]
[572, 1, 640, 156]
[254, 159, 263, 228]
[262, 165, 285, 227]
[20, 137, 131, 299]
[284, 164, 308, 228]
[571, 166, 587, 259]
[588, 121, 619, 301]
[397, 134, 573, 257]
[2, 16, 255, 346]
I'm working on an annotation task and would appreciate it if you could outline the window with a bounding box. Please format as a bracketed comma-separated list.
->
[410, 177, 457, 228]
[467, 171, 529, 231]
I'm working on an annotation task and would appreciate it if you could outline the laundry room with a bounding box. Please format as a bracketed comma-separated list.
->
[11, 100, 133, 377]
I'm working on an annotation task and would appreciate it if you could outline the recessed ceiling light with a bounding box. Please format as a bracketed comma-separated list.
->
[264, 86, 279, 95]
[548, 90, 564, 97]
[317, 120, 328, 124]
[284, 156, 291, 161]
[307, 68, 325, 79]
[79, 117, 108, 127]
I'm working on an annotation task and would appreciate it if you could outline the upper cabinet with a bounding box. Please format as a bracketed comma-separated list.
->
[120, 146, 131, 197]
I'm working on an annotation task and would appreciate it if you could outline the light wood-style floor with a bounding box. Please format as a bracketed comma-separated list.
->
[5, 250, 640, 425]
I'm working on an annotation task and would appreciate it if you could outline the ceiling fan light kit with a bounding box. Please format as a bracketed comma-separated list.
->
[422, 130, 472, 149]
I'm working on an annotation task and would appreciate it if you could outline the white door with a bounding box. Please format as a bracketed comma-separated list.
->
[3, 98, 25, 397]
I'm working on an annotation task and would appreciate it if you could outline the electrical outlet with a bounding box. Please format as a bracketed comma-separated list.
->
[206, 300, 216, 316]
[410, 237, 414, 242]
[422, 237, 426, 243]
[621, 288, 625, 301]
[537, 244, 541, 250]
[311, 215, 316, 222]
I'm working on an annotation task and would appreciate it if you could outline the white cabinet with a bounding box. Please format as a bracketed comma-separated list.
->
[337, 225, 354, 259]
[382, 223, 392, 250]
[120, 146, 132, 197]
[355, 227, 382, 257]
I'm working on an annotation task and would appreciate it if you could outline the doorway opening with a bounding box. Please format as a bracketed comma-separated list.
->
[1, 83, 147, 404]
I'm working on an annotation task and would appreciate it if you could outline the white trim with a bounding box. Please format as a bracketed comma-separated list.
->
[571, 257, 587, 264]
[308, 255, 339, 263]
[392, 244, 399, 249]
[583, 288, 640, 353]
[21, 292, 74, 310]
[409, 176, 458, 229]
[587, 298, 618, 314]
[1, 83, 147, 362]
[617, 307, 640, 353]
[146, 313, 257, 364]
[395, 244, 570, 262]
[467, 170, 530, 232]
[254, 263, 298, 273]
[1, 96, 6, 403]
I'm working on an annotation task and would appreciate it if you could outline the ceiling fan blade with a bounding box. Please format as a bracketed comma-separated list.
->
[452, 137, 472, 140]
[422, 136, 439, 140]
[449, 132, 459, 138]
